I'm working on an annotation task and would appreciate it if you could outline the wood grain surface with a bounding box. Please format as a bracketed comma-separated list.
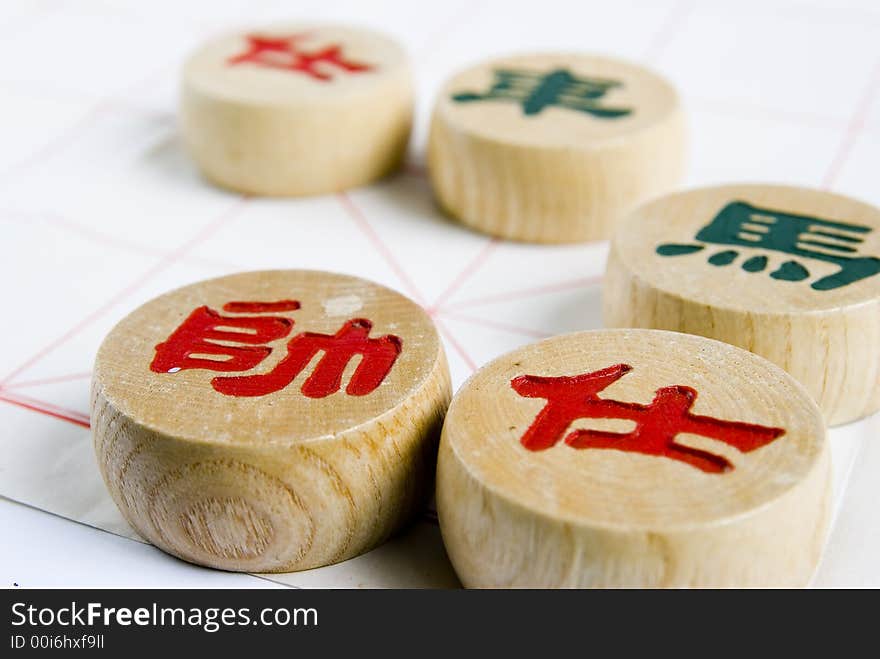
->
[182, 24, 413, 196]
[427, 53, 686, 243]
[437, 329, 830, 587]
[92, 270, 450, 572]
[603, 184, 880, 425]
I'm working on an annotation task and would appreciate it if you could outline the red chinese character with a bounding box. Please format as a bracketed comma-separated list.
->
[227, 33, 373, 81]
[212, 318, 401, 398]
[150, 302, 298, 375]
[511, 364, 785, 473]
[150, 302, 401, 398]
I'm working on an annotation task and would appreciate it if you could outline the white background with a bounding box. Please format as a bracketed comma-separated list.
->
[1, 0, 878, 587]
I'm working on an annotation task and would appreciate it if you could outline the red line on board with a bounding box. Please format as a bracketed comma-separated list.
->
[0, 103, 112, 182]
[417, 0, 488, 63]
[3, 372, 93, 390]
[444, 275, 604, 310]
[337, 192, 427, 304]
[433, 318, 478, 372]
[1, 209, 240, 273]
[823, 56, 880, 188]
[1, 196, 250, 385]
[692, 97, 845, 127]
[642, 0, 695, 61]
[0, 78, 166, 116]
[429, 238, 499, 312]
[0, 47, 182, 186]
[38, 210, 167, 257]
[0, 391, 90, 429]
[439, 310, 553, 340]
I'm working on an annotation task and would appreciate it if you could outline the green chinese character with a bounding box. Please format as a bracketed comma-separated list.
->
[452, 68, 632, 118]
[657, 201, 880, 291]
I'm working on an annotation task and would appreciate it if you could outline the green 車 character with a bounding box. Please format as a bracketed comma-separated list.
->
[656, 201, 880, 291]
[452, 68, 632, 119]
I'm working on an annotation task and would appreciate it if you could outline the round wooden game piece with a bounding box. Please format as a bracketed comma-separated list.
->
[181, 24, 413, 196]
[427, 53, 685, 243]
[92, 270, 450, 572]
[437, 329, 830, 588]
[603, 184, 880, 426]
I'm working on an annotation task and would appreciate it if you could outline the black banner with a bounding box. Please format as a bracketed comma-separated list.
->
[1, 587, 827, 652]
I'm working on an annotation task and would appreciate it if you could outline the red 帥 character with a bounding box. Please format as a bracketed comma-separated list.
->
[212, 318, 401, 398]
[150, 301, 401, 398]
[511, 364, 785, 473]
[150, 302, 297, 375]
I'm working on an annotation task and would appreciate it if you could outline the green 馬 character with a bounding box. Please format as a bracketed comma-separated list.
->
[656, 201, 880, 291]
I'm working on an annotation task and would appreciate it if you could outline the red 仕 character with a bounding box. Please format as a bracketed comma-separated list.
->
[227, 34, 373, 81]
[150, 301, 401, 399]
[511, 364, 785, 473]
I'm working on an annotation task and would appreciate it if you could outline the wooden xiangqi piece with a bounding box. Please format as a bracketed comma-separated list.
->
[92, 271, 450, 572]
[427, 53, 686, 243]
[437, 329, 830, 588]
[603, 184, 880, 425]
[181, 24, 413, 196]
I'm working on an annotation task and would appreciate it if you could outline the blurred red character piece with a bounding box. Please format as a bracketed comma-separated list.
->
[511, 364, 785, 473]
[150, 301, 401, 398]
[227, 33, 373, 81]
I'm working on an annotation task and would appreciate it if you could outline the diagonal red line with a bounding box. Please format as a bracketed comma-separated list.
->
[0, 78, 163, 115]
[429, 238, 499, 312]
[1, 196, 249, 385]
[0, 391, 90, 429]
[434, 317, 477, 372]
[15, 209, 166, 256]
[417, 0, 488, 62]
[439, 310, 552, 340]
[4, 371, 93, 390]
[337, 192, 426, 304]
[643, 0, 695, 61]
[444, 275, 603, 310]
[823, 56, 880, 188]
[0, 48, 181, 186]
[1, 209, 241, 272]
[692, 97, 845, 127]
[0, 103, 112, 182]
